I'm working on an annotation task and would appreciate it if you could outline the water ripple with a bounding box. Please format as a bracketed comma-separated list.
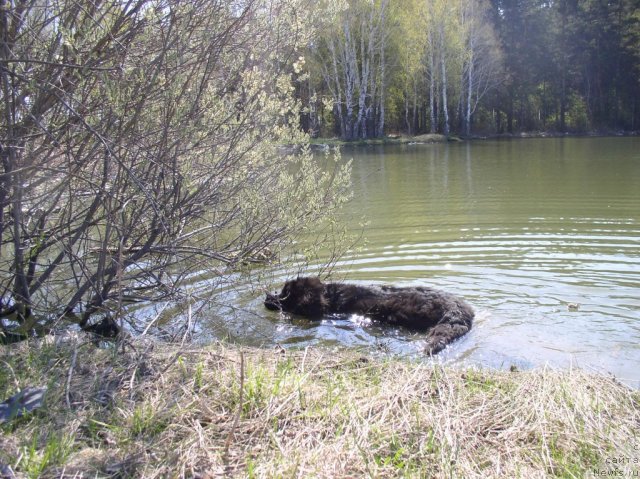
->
[183, 139, 640, 387]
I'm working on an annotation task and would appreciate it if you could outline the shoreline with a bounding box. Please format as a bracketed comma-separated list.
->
[304, 130, 640, 149]
[1, 337, 638, 477]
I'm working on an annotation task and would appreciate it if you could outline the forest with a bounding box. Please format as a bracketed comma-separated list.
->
[300, 0, 640, 139]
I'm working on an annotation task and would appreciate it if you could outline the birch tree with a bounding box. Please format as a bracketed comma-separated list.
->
[306, 0, 504, 136]
[459, 0, 503, 135]
[392, 0, 427, 134]
[426, 0, 463, 136]
[316, 0, 390, 140]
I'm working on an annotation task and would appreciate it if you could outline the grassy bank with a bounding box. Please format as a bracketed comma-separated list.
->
[307, 131, 639, 148]
[1, 337, 638, 478]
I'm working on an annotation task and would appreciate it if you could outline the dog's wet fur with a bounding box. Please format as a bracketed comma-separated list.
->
[265, 277, 474, 354]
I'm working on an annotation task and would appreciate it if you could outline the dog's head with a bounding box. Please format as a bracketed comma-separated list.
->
[264, 277, 328, 317]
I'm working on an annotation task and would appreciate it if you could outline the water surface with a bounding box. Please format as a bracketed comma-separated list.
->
[196, 137, 640, 386]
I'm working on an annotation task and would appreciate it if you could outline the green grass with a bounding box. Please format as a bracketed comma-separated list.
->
[18, 432, 74, 479]
[129, 402, 170, 438]
[0, 337, 638, 477]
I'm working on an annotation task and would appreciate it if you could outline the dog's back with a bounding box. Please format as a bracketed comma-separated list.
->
[325, 283, 473, 331]
[266, 277, 474, 354]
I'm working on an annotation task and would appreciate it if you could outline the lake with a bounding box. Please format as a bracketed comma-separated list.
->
[186, 137, 640, 387]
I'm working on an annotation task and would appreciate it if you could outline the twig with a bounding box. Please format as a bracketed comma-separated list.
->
[141, 303, 169, 336]
[301, 346, 309, 374]
[65, 346, 78, 409]
[181, 302, 193, 347]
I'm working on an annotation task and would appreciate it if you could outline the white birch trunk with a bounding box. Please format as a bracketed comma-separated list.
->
[427, 29, 436, 133]
[440, 25, 449, 136]
[465, 42, 474, 136]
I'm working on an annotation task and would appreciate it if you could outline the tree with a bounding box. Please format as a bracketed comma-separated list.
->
[571, 0, 640, 130]
[459, 0, 502, 136]
[314, 0, 390, 140]
[0, 0, 351, 340]
[489, 0, 553, 132]
[306, 0, 505, 137]
[390, 0, 427, 134]
[489, 0, 640, 132]
[424, 0, 466, 136]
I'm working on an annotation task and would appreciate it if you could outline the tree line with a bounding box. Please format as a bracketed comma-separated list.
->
[299, 0, 640, 139]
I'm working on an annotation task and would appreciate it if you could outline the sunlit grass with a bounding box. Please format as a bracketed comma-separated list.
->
[0, 336, 638, 477]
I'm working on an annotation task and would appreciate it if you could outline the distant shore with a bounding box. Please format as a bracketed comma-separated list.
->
[304, 130, 640, 149]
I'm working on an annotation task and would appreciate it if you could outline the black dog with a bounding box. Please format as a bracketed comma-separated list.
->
[265, 277, 474, 354]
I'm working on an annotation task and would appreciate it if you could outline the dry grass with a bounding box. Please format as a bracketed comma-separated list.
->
[1, 336, 638, 478]
[409, 134, 449, 143]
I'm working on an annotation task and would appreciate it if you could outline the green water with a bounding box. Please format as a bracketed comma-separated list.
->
[200, 137, 640, 385]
